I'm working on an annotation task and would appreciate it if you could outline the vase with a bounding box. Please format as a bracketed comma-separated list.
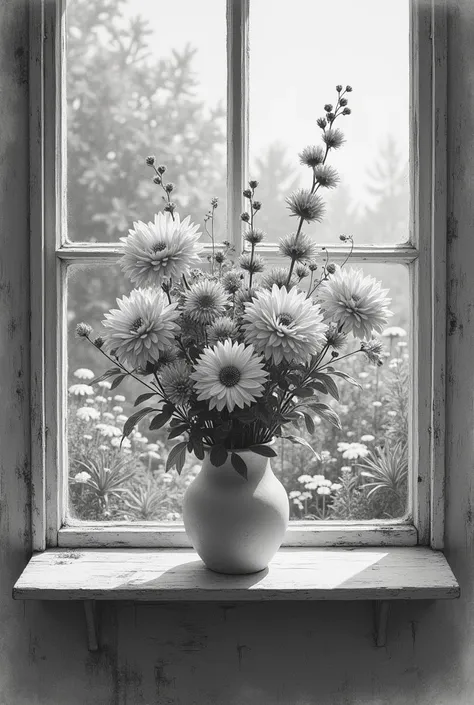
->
[182, 446, 289, 575]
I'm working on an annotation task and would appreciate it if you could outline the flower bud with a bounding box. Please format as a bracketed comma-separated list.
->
[249, 180, 259, 189]
[153, 175, 161, 185]
[157, 164, 167, 174]
[324, 103, 333, 112]
[346, 85, 353, 92]
[165, 182, 175, 193]
[339, 234, 347, 241]
[327, 112, 335, 122]
[343, 107, 352, 115]
[336, 84, 343, 92]
[241, 212, 250, 222]
[214, 251, 225, 264]
[93, 336, 104, 349]
[76, 323, 92, 338]
[243, 189, 252, 199]
[164, 202, 176, 213]
[326, 263, 336, 274]
[339, 97, 348, 107]
[317, 117, 327, 129]
[146, 155, 155, 166]
[253, 201, 262, 211]
[211, 197, 219, 207]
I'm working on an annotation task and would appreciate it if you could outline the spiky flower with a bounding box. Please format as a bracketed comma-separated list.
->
[120, 212, 203, 287]
[157, 347, 179, 366]
[244, 228, 265, 245]
[161, 360, 194, 406]
[260, 267, 297, 291]
[234, 287, 261, 314]
[314, 164, 340, 189]
[221, 270, 243, 295]
[325, 322, 347, 350]
[102, 288, 179, 368]
[76, 323, 92, 338]
[183, 279, 227, 324]
[318, 267, 392, 339]
[322, 128, 345, 150]
[239, 252, 265, 275]
[207, 316, 239, 345]
[299, 145, 326, 168]
[286, 189, 325, 223]
[191, 340, 268, 412]
[295, 263, 310, 279]
[279, 232, 318, 263]
[243, 284, 327, 365]
[360, 339, 384, 366]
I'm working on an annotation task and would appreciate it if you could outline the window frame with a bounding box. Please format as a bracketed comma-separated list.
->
[29, 0, 447, 551]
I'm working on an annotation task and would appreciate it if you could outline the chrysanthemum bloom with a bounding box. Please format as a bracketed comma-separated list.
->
[322, 128, 345, 150]
[76, 323, 92, 338]
[76, 407, 100, 422]
[239, 252, 265, 275]
[325, 322, 347, 350]
[161, 360, 194, 406]
[244, 228, 265, 245]
[317, 486, 331, 496]
[221, 270, 243, 295]
[191, 340, 268, 412]
[295, 263, 310, 279]
[318, 267, 392, 339]
[233, 286, 261, 315]
[337, 442, 369, 460]
[183, 279, 227, 325]
[286, 189, 325, 223]
[313, 164, 340, 189]
[360, 338, 384, 366]
[73, 368, 94, 380]
[68, 384, 94, 396]
[207, 316, 239, 345]
[279, 232, 318, 263]
[102, 288, 179, 369]
[260, 267, 297, 291]
[242, 284, 327, 365]
[120, 212, 203, 288]
[299, 145, 325, 168]
[95, 423, 122, 438]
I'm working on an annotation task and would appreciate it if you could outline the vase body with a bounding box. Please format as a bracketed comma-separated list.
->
[182, 448, 289, 574]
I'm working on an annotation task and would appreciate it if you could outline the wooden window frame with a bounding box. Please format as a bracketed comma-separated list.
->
[29, 0, 447, 551]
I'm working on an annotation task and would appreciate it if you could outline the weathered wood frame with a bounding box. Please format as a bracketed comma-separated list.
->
[29, 0, 447, 551]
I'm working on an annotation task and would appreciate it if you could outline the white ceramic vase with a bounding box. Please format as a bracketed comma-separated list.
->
[182, 447, 289, 575]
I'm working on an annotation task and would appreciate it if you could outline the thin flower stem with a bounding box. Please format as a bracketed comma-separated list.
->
[84, 336, 158, 394]
[318, 348, 363, 371]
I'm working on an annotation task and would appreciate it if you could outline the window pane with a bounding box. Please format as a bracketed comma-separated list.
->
[249, 0, 410, 245]
[67, 261, 409, 524]
[65, 0, 227, 243]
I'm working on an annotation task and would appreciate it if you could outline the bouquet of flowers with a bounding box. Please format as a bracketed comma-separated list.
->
[76, 85, 392, 479]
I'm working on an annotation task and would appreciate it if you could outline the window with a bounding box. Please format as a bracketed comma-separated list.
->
[30, 0, 446, 550]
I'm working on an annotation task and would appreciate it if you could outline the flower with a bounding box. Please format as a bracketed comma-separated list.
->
[361, 434, 375, 442]
[76, 407, 100, 422]
[221, 270, 243, 295]
[76, 323, 92, 338]
[98, 380, 112, 390]
[103, 412, 115, 420]
[239, 252, 265, 275]
[114, 395, 126, 402]
[161, 360, 194, 406]
[313, 164, 339, 189]
[183, 279, 227, 325]
[297, 474, 313, 484]
[102, 288, 179, 368]
[112, 406, 123, 413]
[68, 384, 94, 396]
[74, 471, 91, 483]
[243, 285, 327, 365]
[325, 322, 347, 349]
[191, 340, 268, 412]
[279, 232, 318, 262]
[337, 442, 369, 460]
[299, 145, 325, 168]
[82, 434, 93, 440]
[95, 395, 107, 403]
[244, 228, 265, 245]
[260, 267, 297, 291]
[322, 128, 345, 150]
[318, 267, 392, 339]
[111, 436, 131, 449]
[95, 423, 122, 437]
[119, 212, 202, 287]
[207, 316, 238, 345]
[317, 486, 331, 495]
[116, 414, 128, 423]
[289, 490, 302, 499]
[73, 368, 94, 380]
[286, 189, 325, 223]
[382, 326, 407, 338]
[360, 338, 384, 366]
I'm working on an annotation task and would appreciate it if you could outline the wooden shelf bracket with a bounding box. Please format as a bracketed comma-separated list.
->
[374, 600, 390, 647]
[84, 600, 99, 652]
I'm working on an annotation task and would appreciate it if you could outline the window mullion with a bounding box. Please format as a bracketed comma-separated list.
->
[227, 0, 249, 256]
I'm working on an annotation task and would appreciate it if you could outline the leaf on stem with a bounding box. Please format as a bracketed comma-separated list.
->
[123, 407, 156, 438]
[210, 444, 228, 467]
[92, 367, 123, 385]
[134, 392, 159, 406]
[231, 453, 248, 479]
[165, 441, 188, 474]
[249, 444, 277, 457]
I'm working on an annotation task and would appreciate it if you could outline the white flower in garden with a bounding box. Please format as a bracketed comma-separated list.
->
[82, 434, 93, 441]
[341, 466, 352, 472]
[337, 442, 369, 460]
[191, 340, 268, 412]
[112, 406, 123, 413]
[76, 407, 100, 422]
[98, 444, 109, 451]
[102, 288, 179, 369]
[111, 436, 131, 449]
[74, 471, 91, 483]
[183, 279, 227, 325]
[382, 326, 407, 339]
[387, 410, 397, 417]
[85, 398, 95, 405]
[358, 372, 369, 379]
[73, 368, 94, 380]
[243, 284, 327, 365]
[331, 483, 342, 492]
[98, 380, 112, 390]
[360, 434, 375, 442]
[95, 396, 107, 404]
[114, 395, 126, 402]
[372, 401, 382, 408]
[147, 443, 160, 452]
[317, 486, 331, 495]
[103, 412, 115, 421]
[120, 212, 203, 287]
[289, 490, 302, 499]
[207, 316, 239, 345]
[161, 360, 194, 406]
[116, 414, 128, 424]
[397, 341, 408, 349]
[95, 423, 122, 438]
[318, 267, 392, 340]
[346, 431, 355, 437]
[297, 475, 313, 484]
[68, 384, 94, 396]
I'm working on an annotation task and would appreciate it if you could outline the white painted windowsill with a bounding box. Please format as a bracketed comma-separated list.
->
[13, 547, 459, 602]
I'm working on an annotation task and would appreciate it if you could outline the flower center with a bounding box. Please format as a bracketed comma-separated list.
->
[151, 242, 167, 253]
[130, 317, 144, 333]
[219, 365, 241, 387]
[277, 313, 294, 326]
[199, 294, 215, 309]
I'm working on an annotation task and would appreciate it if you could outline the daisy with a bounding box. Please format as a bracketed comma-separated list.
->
[76, 407, 100, 422]
[102, 288, 179, 369]
[337, 442, 369, 460]
[242, 284, 327, 365]
[73, 472, 91, 483]
[161, 360, 194, 406]
[95, 423, 122, 438]
[183, 279, 227, 325]
[120, 212, 203, 287]
[207, 316, 238, 345]
[318, 267, 392, 340]
[73, 368, 94, 380]
[68, 384, 94, 396]
[98, 380, 112, 390]
[190, 340, 268, 412]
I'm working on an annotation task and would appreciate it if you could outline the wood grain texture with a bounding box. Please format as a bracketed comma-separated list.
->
[13, 547, 459, 602]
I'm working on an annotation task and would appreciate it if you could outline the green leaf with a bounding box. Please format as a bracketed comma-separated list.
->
[303, 412, 315, 434]
[190, 435, 205, 460]
[249, 444, 277, 457]
[123, 407, 156, 437]
[282, 435, 320, 458]
[292, 387, 314, 398]
[210, 444, 228, 467]
[167, 424, 188, 440]
[134, 392, 158, 407]
[313, 373, 340, 401]
[166, 441, 188, 473]
[92, 367, 122, 385]
[231, 453, 248, 480]
[326, 368, 362, 389]
[310, 402, 342, 430]
[110, 373, 128, 390]
[149, 407, 173, 430]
